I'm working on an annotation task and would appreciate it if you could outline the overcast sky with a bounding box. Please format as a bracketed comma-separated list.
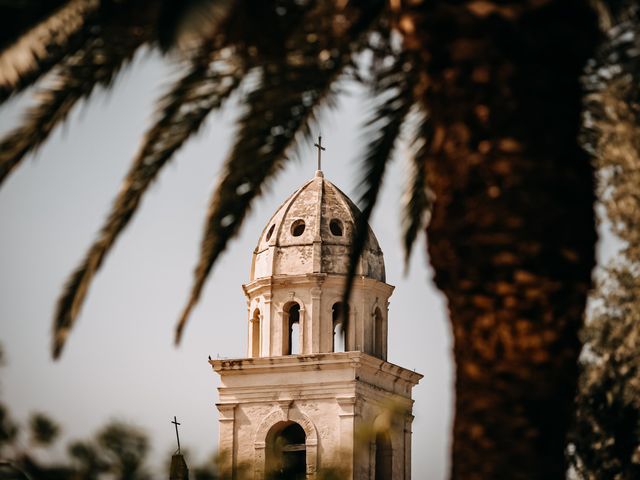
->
[0, 48, 616, 478]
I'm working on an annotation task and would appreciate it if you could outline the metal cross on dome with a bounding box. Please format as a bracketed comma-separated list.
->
[314, 135, 326, 171]
[171, 416, 182, 454]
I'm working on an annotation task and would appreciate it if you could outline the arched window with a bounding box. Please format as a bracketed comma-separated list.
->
[266, 421, 306, 480]
[251, 308, 260, 357]
[375, 431, 392, 480]
[332, 302, 348, 352]
[374, 307, 384, 358]
[284, 303, 300, 355]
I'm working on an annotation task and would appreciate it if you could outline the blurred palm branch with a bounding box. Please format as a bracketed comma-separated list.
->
[0, 0, 432, 359]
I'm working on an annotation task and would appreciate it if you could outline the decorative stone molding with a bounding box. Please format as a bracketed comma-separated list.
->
[336, 396, 357, 417]
[310, 286, 322, 299]
[277, 399, 293, 420]
[216, 403, 237, 420]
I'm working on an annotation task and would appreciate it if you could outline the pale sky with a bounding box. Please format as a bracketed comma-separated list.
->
[0, 49, 452, 477]
[0, 48, 615, 478]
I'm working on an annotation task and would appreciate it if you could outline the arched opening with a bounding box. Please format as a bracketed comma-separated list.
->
[265, 224, 275, 241]
[375, 431, 392, 480]
[284, 303, 301, 355]
[329, 218, 343, 236]
[251, 308, 260, 357]
[332, 302, 348, 352]
[266, 421, 306, 480]
[291, 219, 305, 237]
[374, 307, 384, 358]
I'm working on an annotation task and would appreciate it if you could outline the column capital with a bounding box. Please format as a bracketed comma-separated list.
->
[215, 403, 237, 420]
[336, 396, 356, 416]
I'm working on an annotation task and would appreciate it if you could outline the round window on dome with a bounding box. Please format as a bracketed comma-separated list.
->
[291, 219, 306, 237]
[265, 224, 275, 241]
[329, 218, 343, 236]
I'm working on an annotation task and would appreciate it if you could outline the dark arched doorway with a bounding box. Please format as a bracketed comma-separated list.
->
[375, 431, 392, 480]
[266, 421, 306, 480]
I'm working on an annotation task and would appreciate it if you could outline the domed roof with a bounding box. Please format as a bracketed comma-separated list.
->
[250, 171, 385, 282]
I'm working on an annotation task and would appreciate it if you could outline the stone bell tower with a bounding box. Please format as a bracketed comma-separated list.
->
[210, 160, 422, 479]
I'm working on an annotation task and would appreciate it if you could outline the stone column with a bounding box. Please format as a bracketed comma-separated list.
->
[254, 440, 266, 480]
[263, 292, 272, 356]
[384, 300, 390, 361]
[337, 396, 356, 476]
[310, 286, 322, 353]
[216, 403, 237, 477]
[404, 413, 415, 480]
[299, 306, 307, 354]
[246, 302, 252, 357]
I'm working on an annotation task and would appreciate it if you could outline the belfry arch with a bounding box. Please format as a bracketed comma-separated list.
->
[332, 302, 348, 353]
[373, 307, 384, 359]
[283, 301, 302, 355]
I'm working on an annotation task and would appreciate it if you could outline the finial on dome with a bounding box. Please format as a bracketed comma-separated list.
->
[315, 170, 324, 178]
[313, 135, 326, 171]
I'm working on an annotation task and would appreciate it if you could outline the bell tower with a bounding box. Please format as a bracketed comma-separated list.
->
[210, 166, 422, 479]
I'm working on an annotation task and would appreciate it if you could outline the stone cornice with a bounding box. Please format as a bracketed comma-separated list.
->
[210, 351, 422, 385]
[242, 274, 394, 300]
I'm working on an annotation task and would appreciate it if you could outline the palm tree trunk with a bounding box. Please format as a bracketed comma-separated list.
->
[413, 2, 599, 478]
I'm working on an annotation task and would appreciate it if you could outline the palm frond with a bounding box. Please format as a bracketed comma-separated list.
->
[175, 63, 338, 343]
[341, 53, 418, 311]
[52, 51, 244, 359]
[0, 0, 100, 104]
[175, 0, 389, 342]
[0, 23, 146, 190]
[402, 114, 434, 271]
[156, 0, 231, 53]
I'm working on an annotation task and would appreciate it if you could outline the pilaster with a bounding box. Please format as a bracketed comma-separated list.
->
[310, 285, 322, 353]
[337, 396, 356, 476]
[216, 403, 237, 475]
[404, 414, 415, 480]
[263, 292, 272, 356]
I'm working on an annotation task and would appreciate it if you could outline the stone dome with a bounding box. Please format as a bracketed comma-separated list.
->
[250, 171, 385, 282]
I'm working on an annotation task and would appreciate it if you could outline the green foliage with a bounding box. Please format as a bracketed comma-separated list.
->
[96, 421, 150, 480]
[68, 440, 109, 479]
[29, 412, 60, 446]
[0, 404, 18, 451]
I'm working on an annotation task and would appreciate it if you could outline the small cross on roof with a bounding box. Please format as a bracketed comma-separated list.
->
[313, 135, 326, 171]
[171, 416, 182, 454]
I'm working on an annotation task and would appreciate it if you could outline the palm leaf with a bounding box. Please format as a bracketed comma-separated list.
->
[341, 53, 418, 313]
[52, 51, 244, 359]
[175, 63, 340, 343]
[0, 0, 100, 104]
[402, 114, 434, 271]
[0, 0, 67, 48]
[0, 22, 146, 189]
[173, 0, 388, 342]
[156, 0, 232, 53]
